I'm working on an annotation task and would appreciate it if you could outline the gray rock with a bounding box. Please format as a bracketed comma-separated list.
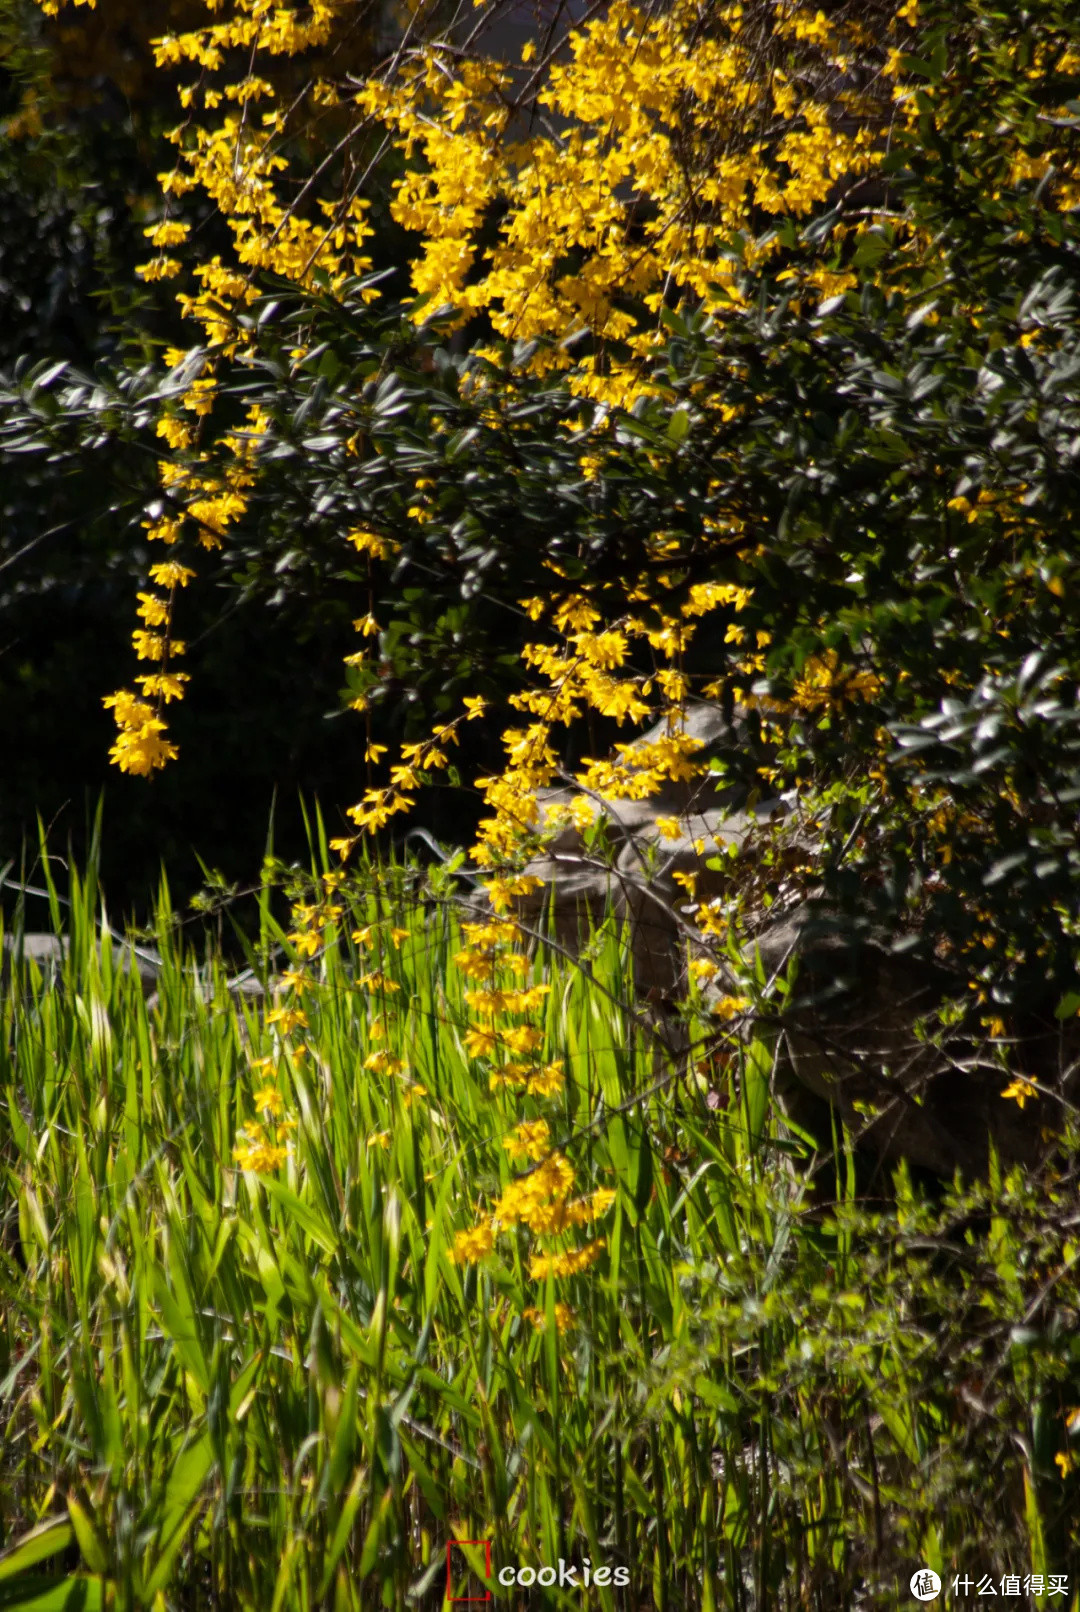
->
[504, 794, 798, 993]
[610, 811, 766, 993]
[468, 700, 1073, 1179]
[2, 933, 159, 996]
[2, 932, 267, 1012]
[497, 854, 619, 955]
[633, 702, 751, 754]
[532, 788, 673, 854]
[530, 703, 766, 857]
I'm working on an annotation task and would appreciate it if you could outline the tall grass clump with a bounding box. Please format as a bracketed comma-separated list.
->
[1, 838, 1079, 1610]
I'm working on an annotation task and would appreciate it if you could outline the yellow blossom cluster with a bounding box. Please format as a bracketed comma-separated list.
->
[464, 579, 757, 870]
[233, 1050, 297, 1174]
[528, 1240, 606, 1280]
[233, 1124, 290, 1174]
[344, 0, 904, 405]
[46, 0, 1080, 780]
[333, 703, 487, 849]
[101, 400, 269, 772]
[521, 1302, 575, 1332]
[450, 1146, 615, 1267]
[101, 690, 179, 777]
[789, 650, 884, 714]
[445, 909, 617, 1292]
[1000, 1075, 1038, 1111]
[79, 0, 917, 777]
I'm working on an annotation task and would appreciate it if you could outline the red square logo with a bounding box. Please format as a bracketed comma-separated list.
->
[446, 1539, 492, 1602]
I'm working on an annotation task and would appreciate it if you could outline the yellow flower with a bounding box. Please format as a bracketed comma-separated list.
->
[359, 972, 401, 993]
[450, 1222, 496, 1263]
[527, 1061, 566, 1097]
[253, 1085, 285, 1116]
[455, 948, 496, 982]
[495, 1153, 576, 1229]
[462, 920, 521, 949]
[1054, 1449, 1074, 1479]
[366, 1130, 391, 1151]
[266, 1006, 308, 1034]
[488, 1060, 531, 1090]
[790, 649, 881, 713]
[465, 984, 549, 1015]
[553, 596, 601, 633]
[712, 995, 750, 1021]
[102, 691, 179, 775]
[148, 561, 197, 589]
[233, 1124, 288, 1173]
[575, 630, 628, 670]
[463, 1025, 499, 1058]
[501, 1024, 545, 1055]
[528, 1238, 606, 1280]
[348, 527, 394, 558]
[107, 726, 178, 775]
[132, 630, 185, 661]
[1000, 1076, 1038, 1110]
[521, 1303, 575, 1331]
[365, 1050, 406, 1076]
[502, 1119, 551, 1162]
[144, 219, 190, 247]
[134, 671, 190, 703]
[156, 416, 194, 450]
[136, 257, 182, 282]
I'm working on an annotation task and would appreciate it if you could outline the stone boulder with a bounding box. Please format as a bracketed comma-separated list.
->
[530, 702, 766, 855]
[507, 798, 793, 992]
[612, 804, 790, 992]
[502, 702, 789, 987]
[463, 700, 1080, 1179]
[1, 933, 159, 997]
[1, 932, 267, 1011]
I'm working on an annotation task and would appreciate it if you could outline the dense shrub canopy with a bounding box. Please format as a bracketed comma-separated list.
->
[5, 0, 1079, 1018]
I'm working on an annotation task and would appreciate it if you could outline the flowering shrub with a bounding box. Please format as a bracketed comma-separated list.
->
[16, 0, 1076, 1005]
[4, 0, 1080, 1597]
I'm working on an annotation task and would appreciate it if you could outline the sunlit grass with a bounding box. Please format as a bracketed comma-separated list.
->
[1, 838, 1079, 1609]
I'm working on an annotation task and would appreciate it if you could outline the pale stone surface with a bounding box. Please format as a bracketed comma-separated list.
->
[1, 933, 266, 1007]
[2, 933, 159, 995]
